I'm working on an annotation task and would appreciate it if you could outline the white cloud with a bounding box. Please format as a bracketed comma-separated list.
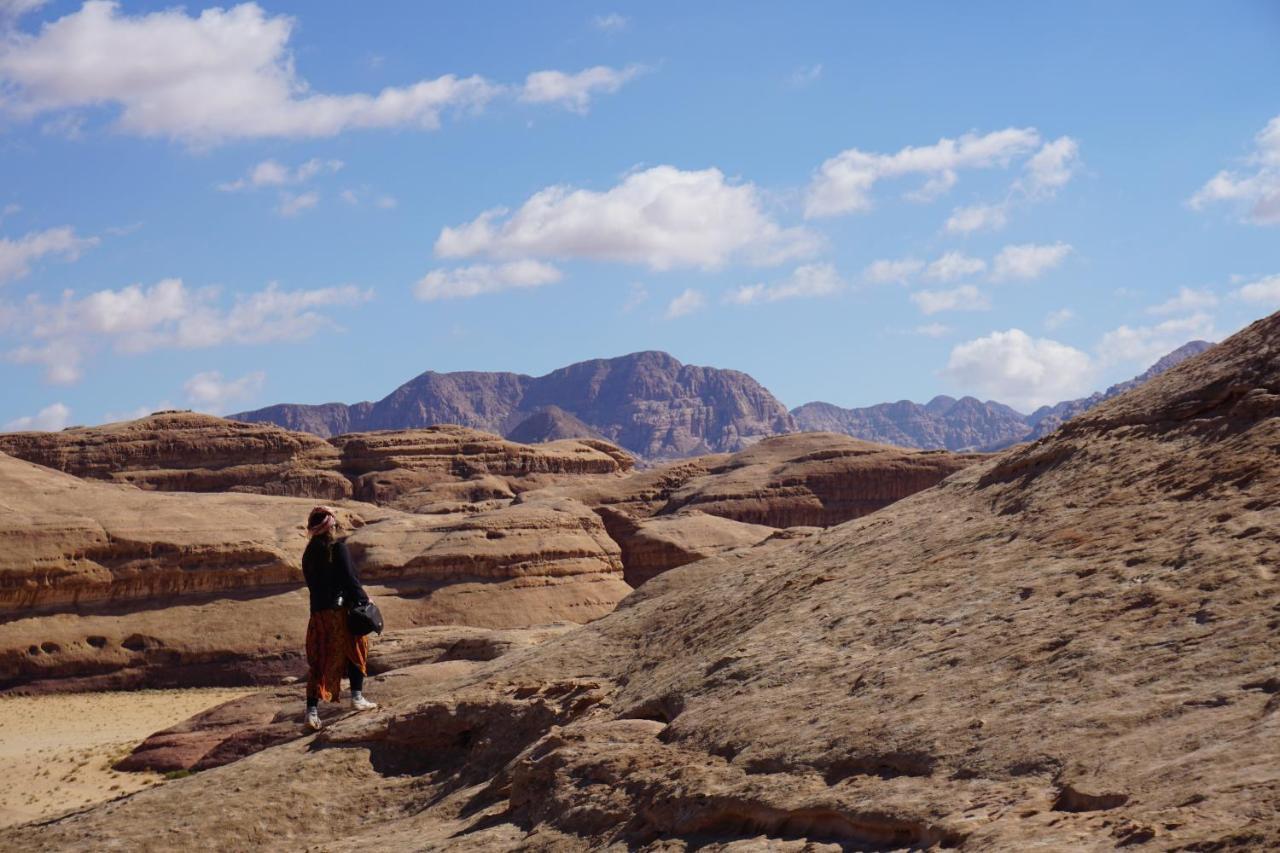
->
[914, 322, 951, 338]
[665, 288, 705, 319]
[375, 194, 397, 210]
[788, 64, 822, 87]
[0, 1, 499, 144]
[3, 401, 70, 432]
[0, 225, 98, 284]
[102, 402, 172, 423]
[277, 191, 319, 217]
[1044, 307, 1075, 330]
[415, 260, 561, 301]
[0, 0, 46, 23]
[5, 278, 371, 383]
[924, 251, 986, 282]
[726, 262, 843, 305]
[863, 257, 923, 285]
[944, 202, 1009, 234]
[944, 329, 1094, 410]
[184, 369, 265, 413]
[592, 13, 628, 32]
[910, 284, 990, 315]
[804, 127, 1040, 218]
[1020, 136, 1081, 198]
[1190, 115, 1280, 225]
[1233, 273, 1280, 306]
[990, 242, 1072, 282]
[622, 282, 648, 312]
[520, 65, 643, 114]
[1096, 313, 1217, 368]
[1147, 287, 1218, 315]
[436, 165, 820, 271]
[218, 158, 342, 192]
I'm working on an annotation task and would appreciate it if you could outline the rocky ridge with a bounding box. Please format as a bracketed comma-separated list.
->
[8, 313, 1275, 849]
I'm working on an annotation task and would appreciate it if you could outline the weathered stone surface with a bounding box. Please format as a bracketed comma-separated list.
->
[0, 453, 628, 691]
[0, 411, 352, 499]
[13, 313, 1276, 850]
[595, 508, 776, 587]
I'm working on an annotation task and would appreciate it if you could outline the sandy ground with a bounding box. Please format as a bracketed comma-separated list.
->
[0, 688, 256, 828]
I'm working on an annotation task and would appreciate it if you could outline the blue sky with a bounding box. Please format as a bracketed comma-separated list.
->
[1, 1, 1278, 430]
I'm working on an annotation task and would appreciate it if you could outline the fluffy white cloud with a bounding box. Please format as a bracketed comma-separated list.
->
[0, 225, 98, 283]
[924, 251, 986, 282]
[862, 257, 923, 285]
[910, 284, 990, 315]
[726, 263, 843, 305]
[0, 0, 46, 23]
[1096, 313, 1217, 368]
[944, 329, 1094, 410]
[1020, 137, 1081, 197]
[804, 127, 1040, 218]
[0, 1, 499, 144]
[1234, 273, 1280, 305]
[1190, 115, 1280, 225]
[913, 322, 951, 338]
[665, 288, 705, 319]
[184, 369, 265, 413]
[945, 202, 1009, 234]
[592, 13, 629, 32]
[520, 65, 643, 114]
[1044, 307, 1075, 330]
[990, 242, 1072, 282]
[277, 191, 319, 217]
[415, 260, 561, 301]
[218, 158, 342, 192]
[436, 165, 819, 271]
[5, 278, 370, 383]
[1147, 287, 1218, 315]
[3, 401, 70, 431]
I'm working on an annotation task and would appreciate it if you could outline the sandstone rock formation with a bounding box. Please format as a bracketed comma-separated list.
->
[0, 411, 352, 499]
[505, 406, 605, 444]
[10, 313, 1275, 850]
[234, 350, 798, 458]
[0, 452, 629, 692]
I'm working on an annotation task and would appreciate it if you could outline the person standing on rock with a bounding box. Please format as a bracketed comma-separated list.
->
[302, 506, 377, 730]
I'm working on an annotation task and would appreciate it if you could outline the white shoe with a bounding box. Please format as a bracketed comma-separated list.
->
[351, 694, 377, 711]
[305, 709, 322, 730]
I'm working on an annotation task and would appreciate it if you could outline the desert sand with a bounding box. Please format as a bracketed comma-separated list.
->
[0, 688, 255, 828]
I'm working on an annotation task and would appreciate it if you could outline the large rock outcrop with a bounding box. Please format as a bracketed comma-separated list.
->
[0, 453, 629, 691]
[233, 350, 798, 459]
[0, 411, 353, 499]
[12, 313, 1276, 850]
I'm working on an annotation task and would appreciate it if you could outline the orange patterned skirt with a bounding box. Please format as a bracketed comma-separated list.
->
[305, 608, 369, 702]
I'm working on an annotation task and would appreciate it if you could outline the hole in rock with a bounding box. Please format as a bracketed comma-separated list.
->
[40, 642, 61, 654]
[27, 645, 39, 656]
[121, 634, 163, 652]
[86, 636, 108, 649]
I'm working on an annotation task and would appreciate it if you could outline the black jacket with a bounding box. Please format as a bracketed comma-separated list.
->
[302, 537, 368, 614]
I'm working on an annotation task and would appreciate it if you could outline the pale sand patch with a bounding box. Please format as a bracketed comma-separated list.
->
[0, 688, 256, 828]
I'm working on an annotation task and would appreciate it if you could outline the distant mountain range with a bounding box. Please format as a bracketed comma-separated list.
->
[233, 341, 1214, 458]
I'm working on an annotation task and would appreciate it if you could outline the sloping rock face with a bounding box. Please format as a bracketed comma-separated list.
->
[0, 411, 352, 499]
[0, 453, 629, 692]
[234, 351, 798, 458]
[505, 406, 605, 444]
[16, 313, 1277, 850]
[332, 425, 632, 508]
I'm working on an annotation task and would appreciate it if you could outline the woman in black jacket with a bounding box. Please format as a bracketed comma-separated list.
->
[302, 506, 376, 730]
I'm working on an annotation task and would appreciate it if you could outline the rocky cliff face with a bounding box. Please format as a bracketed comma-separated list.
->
[233, 351, 798, 459]
[0, 411, 353, 499]
[12, 316, 1275, 850]
[793, 340, 1214, 450]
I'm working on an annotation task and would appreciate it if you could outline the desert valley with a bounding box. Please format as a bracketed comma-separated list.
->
[1, 3, 1276, 850]
[0, 316, 1276, 850]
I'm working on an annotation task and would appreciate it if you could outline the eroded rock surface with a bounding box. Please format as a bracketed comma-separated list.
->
[12, 312, 1276, 850]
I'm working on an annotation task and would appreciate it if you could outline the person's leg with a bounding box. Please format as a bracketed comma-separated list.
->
[347, 660, 364, 694]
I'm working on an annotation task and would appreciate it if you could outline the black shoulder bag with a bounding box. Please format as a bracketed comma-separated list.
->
[348, 601, 384, 636]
